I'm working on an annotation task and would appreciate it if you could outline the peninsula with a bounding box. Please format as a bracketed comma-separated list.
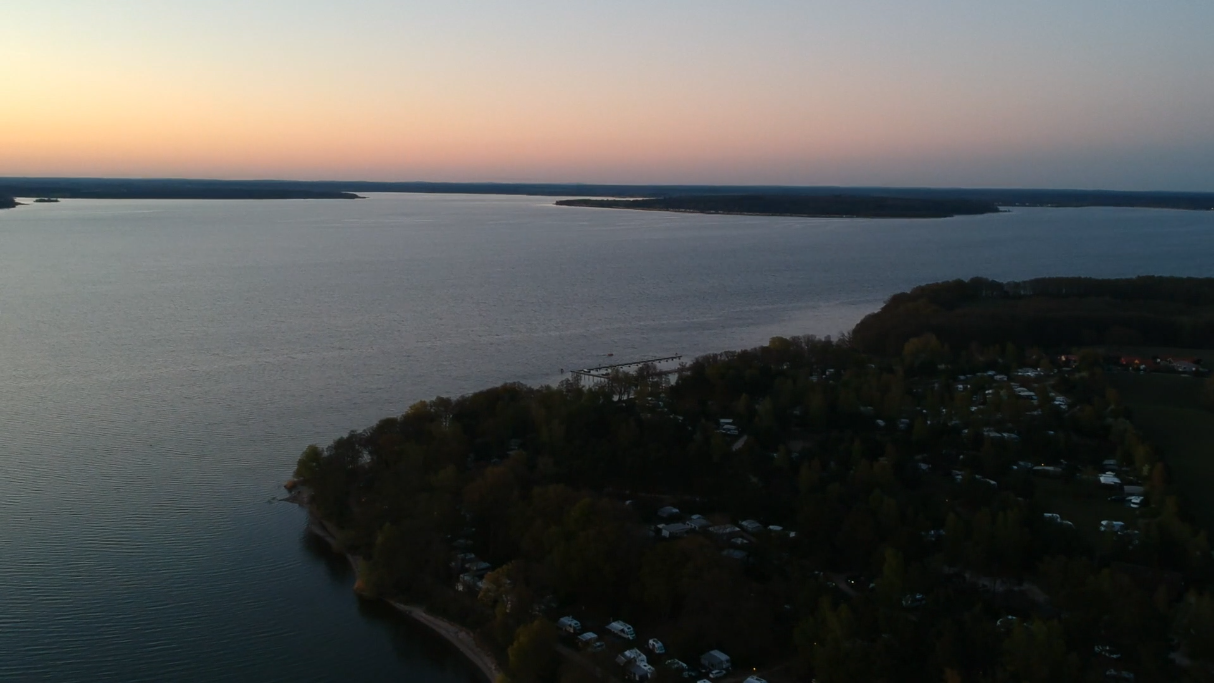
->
[0, 196, 17, 210]
[555, 194, 1002, 218]
[291, 276, 1214, 683]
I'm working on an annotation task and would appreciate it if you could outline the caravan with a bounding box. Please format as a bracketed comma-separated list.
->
[606, 620, 637, 640]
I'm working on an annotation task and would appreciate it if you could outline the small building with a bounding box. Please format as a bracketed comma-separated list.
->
[656, 506, 681, 519]
[577, 632, 602, 651]
[701, 649, 732, 672]
[685, 515, 712, 531]
[624, 662, 653, 681]
[658, 522, 691, 539]
[739, 520, 764, 534]
[1170, 360, 1201, 373]
[556, 616, 581, 634]
[607, 620, 637, 640]
[465, 560, 492, 574]
[616, 648, 646, 666]
[458, 573, 485, 592]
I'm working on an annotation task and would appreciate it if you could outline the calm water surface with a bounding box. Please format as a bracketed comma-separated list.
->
[1, 195, 1212, 681]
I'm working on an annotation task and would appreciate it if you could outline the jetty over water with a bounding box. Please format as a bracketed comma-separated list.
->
[569, 355, 684, 381]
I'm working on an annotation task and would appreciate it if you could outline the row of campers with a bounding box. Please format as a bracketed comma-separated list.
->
[617, 647, 732, 682]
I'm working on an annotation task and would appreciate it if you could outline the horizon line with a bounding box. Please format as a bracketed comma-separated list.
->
[3, 175, 1214, 196]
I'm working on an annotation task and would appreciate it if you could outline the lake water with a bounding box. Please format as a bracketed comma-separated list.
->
[1, 194, 1212, 681]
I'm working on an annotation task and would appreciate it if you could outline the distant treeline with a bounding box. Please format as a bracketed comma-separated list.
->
[2, 177, 1214, 209]
[556, 194, 1001, 219]
[853, 276, 1214, 355]
[0, 178, 359, 201]
[0, 196, 16, 210]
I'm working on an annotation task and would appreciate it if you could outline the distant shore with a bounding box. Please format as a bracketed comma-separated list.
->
[556, 194, 1003, 219]
[289, 490, 502, 683]
[3, 178, 1213, 210]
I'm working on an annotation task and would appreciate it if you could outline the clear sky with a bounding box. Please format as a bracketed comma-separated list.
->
[3, 1, 1213, 190]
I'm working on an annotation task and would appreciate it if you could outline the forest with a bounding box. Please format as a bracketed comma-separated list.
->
[292, 278, 1214, 683]
[0, 196, 16, 209]
[555, 195, 1001, 219]
[852, 277, 1214, 356]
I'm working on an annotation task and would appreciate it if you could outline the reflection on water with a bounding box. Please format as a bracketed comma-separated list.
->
[301, 526, 353, 583]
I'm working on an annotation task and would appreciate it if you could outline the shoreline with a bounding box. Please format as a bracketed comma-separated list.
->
[553, 200, 1004, 220]
[292, 494, 503, 683]
[556, 204, 985, 219]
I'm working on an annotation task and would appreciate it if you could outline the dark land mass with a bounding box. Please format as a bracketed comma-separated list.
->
[0, 178, 360, 201]
[0, 196, 17, 210]
[2, 177, 1214, 210]
[292, 276, 1214, 683]
[555, 194, 1001, 218]
[852, 276, 1214, 356]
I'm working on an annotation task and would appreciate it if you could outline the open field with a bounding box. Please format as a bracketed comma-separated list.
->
[1111, 370, 1214, 530]
[1033, 478, 1135, 543]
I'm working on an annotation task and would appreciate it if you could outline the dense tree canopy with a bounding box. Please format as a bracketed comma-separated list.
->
[852, 277, 1214, 355]
[295, 280, 1214, 683]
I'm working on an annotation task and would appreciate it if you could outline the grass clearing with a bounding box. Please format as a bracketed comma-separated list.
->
[1111, 371, 1214, 531]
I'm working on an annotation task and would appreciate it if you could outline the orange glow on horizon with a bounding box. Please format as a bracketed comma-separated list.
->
[2, 1, 1212, 189]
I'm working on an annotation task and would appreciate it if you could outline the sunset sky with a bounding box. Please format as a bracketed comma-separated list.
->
[3, 1, 1213, 190]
